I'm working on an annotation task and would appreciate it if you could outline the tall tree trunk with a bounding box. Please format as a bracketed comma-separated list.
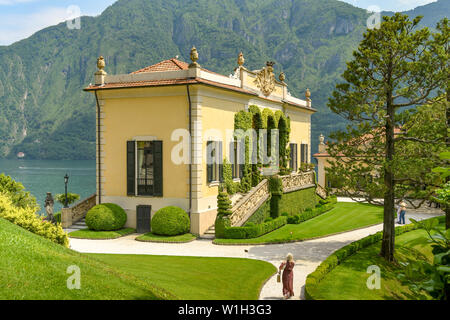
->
[380, 70, 396, 261]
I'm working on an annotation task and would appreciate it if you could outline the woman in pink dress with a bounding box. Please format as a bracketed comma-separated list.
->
[279, 253, 295, 299]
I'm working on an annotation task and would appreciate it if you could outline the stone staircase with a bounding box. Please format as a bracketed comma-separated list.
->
[67, 218, 87, 231]
[200, 225, 216, 240]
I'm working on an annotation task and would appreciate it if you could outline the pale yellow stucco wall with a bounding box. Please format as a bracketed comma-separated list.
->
[201, 94, 246, 198]
[94, 84, 313, 235]
[286, 105, 312, 167]
[99, 86, 189, 200]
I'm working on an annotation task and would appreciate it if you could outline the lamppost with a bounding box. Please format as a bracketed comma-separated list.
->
[64, 174, 69, 208]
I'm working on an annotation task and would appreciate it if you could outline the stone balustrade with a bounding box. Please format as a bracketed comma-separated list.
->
[280, 171, 315, 193]
[316, 183, 328, 199]
[230, 179, 270, 227]
[61, 194, 97, 228]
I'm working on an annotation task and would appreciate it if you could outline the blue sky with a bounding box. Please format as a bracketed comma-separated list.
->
[0, 0, 438, 46]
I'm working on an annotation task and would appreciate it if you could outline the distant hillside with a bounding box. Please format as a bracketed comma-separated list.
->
[0, 0, 447, 159]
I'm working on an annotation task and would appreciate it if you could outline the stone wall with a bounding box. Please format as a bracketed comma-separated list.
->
[281, 171, 315, 193]
[62, 194, 96, 228]
[230, 179, 270, 227]
[316, 183, 327, 199]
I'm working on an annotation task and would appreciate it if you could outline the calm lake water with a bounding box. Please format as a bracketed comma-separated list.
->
[0, 159, 96, 214]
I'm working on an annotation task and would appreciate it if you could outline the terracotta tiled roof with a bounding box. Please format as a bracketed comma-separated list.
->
[83, 77, 256, 95]
[84, 77, 316, 112]
[84, 78, 197, 90]
[84, 58, 316, 112]
[132, 58, 189, 74]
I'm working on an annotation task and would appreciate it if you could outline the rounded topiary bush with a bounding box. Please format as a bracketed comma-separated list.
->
[151, 206, 190, 236]
[85, 203, 127, 231]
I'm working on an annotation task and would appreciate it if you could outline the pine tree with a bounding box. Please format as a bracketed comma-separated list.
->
[327, 14, 448, 261]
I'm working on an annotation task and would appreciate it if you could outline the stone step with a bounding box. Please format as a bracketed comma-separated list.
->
[199, 233, 215, 240]
[71, 219, 87, 229]
[68, 224, 86, 230]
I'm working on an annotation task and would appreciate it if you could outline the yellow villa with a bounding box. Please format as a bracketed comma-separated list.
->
[84, 48, 316, 236]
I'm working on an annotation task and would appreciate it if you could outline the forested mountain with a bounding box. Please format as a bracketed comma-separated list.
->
[0, 0, 447, 159]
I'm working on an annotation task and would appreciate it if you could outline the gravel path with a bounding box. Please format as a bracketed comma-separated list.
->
[68, 210, 442, 300]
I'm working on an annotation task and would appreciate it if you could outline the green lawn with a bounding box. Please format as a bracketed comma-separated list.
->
[0, 218, 172, 300]
[89, 254, 276, 300]
[136, 232, 197, 243]
[0, 217, 275, 300]
[214, 202, 384, 245]
[310, 224, 444, 300]
[68, 228, 135, 239]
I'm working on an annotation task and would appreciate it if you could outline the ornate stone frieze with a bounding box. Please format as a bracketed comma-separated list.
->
[281, 171, 315, 193]
[254, 61, 276, 96]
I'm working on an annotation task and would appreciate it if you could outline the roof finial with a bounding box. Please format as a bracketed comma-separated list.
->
[97, 56, 105, 71]
[189, 46, 200, 68]
[95, 56, 107, 86]
[319, 134, 325, 145]
[279, 71, 286, 83]
[238, 52, 245, 67]
[305, 88, 311, 100]
[305, 88, 311, 107]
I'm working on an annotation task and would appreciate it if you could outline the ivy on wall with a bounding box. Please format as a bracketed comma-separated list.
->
[231, 106, 292, 194]
[222, 158, 238, 194]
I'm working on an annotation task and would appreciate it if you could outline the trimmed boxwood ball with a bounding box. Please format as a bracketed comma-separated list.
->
[85, 203, 127, 231]
[152, 206, 190, 236]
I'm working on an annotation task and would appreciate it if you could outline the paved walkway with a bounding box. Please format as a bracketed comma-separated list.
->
[68, 210, 442, 300]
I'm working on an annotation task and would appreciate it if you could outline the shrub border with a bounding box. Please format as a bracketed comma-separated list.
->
[135, 233, 198, 244]
[213, 197, 338, 245]
[221, 216, 288, 239]
[304, 215, 446, 300]
[285, 196, 337, 224]
[68, 228, 136, 240]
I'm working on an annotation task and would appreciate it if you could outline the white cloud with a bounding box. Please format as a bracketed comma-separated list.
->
[0, 7, 78, 45]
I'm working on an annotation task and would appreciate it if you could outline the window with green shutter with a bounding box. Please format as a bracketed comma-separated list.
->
[127, 141, 136, 195]
[207, 140, 222, 183]
[289, 143, 298, 172]
[301, 143, 309, 164]
[128, 140, 163, 197]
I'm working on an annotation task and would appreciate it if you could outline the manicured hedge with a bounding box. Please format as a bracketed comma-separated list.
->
[0, 194, 68, 247]
[279, 187, 318, 216]
[245, 199, 271, 225]
[85, 203, 127, 231]
[304, 215, 445, 300]
[151, 206, 190, 236]
[287, 196, 337, 224]
[222, 216, 287, 239]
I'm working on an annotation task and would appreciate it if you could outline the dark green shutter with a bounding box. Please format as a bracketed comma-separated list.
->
[300, 144, 304, 164]
[207, 141, 213, 183]
[219, 142, 224, 182]
[230, 141, 235, 179]
[153, 141, 163, 196]
[127, 141, 135, 196]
